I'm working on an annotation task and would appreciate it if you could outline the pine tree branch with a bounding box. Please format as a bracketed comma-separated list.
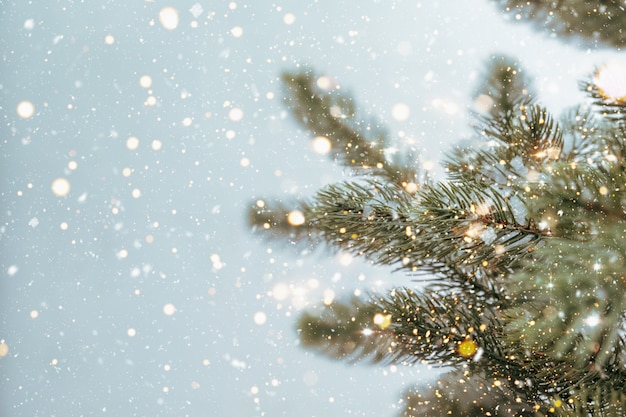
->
[505, 232, 626, 375]
[278, 179, 548, 280]
[247, 198, 311, 240]
[296, 296, 394, 363]
[447, 103, 563, 186]
[400, 370, 536, 417]
[447, 57, 563, 197]
[282, 70, 419, 190]
[545, 386, 626, 417]
[525, 161, 626, 237]
[297, 285, 625, 411]
[557, 105, 599, 162]
[250, 54, 626, 415]
[474, 54, 536, 117]
[581, 78, 626, 121]
[494, 0, 626, 48]
[297, 285, 505, 367]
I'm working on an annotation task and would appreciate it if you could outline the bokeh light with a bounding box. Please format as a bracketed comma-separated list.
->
[253, 311, 267, 325]
[159, 7, 179, 30]
[594, 60, 626, 103]
[51, 178, 71, 197]
[312, 136, 332, 155]
[0, 342, 9, 357]
[373, 313, 392, 329]
[163, 303, 176, 316]
[228, 107, 244, 122]
[16, 101, 35, 119]
[287, 210, 305, 226]
[391, 103, 410, 121]
[139, 75, 152, 88]
[126, 136, 139, 150]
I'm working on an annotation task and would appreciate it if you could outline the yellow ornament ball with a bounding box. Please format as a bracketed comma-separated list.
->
[458, 339, 478, 357]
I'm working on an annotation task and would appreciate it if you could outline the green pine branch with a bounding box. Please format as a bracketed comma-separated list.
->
[445, 56, 564, 185]
[494, 0, 626, 48]
[282, 70, 419, 189]
[297, 285, 503, 367]
[400, 371, 535, 416]
[249, 53, 626, 415]
[248, 70, 423, 243]
[296, 295, 393, 363]
[545, 387, 626, 417]
[300, 287, 625, 414]
[473, 54, 536, 117]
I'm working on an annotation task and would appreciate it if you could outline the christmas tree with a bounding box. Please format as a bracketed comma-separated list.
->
[495, 0, 626, 48]
[249, 10, 626, 417]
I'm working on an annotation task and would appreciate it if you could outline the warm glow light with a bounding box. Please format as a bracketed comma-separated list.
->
[338, 252, 353, 266]
[210, 253, 223, 269]
[163, 303, 177, 316]
[403, 182, 418, 194]
[391, 103, 410, 121]
[228, 107, 244, 122]
[474, 94, 493, 113]
[126, 136, 139, 150]
[16, 101, 35, 119]
[272, 283, 290, 301]
[51, 178, 71, 197]
[464, 222, 484, 242]
[594, 60, 626, 103]
[373, 313, 392, 329]
[159, 7, 179, 30]
[312, 136, 332, 155]
[139, 75, 153, 88]
[533, 147, 561, 160]
[316, 76, 333, 90]
[287, 210, 305, 226]
[283, 12, 296, 25]
[322, 289, 335, 305]
[0, 342, 9, 357]
[253, 311, 267, 325]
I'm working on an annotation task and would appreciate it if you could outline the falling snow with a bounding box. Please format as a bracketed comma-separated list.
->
[1, 1, 618, 417]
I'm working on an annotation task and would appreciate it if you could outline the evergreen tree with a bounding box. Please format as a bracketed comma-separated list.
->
[494, 0, 626, 48]
[249, 16, 626, 417]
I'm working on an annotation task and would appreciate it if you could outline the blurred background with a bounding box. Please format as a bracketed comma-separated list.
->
[0, 1, 618, 416]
